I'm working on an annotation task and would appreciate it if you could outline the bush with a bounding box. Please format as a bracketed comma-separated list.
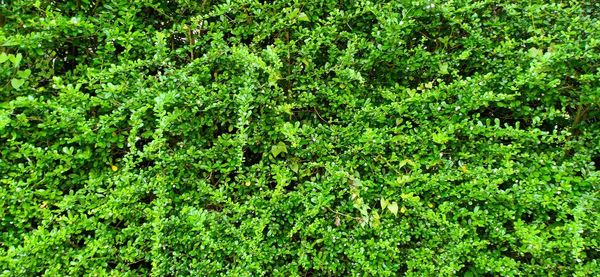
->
[1, 0, 599, 275]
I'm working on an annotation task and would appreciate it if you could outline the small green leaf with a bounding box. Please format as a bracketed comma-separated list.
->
[16, 69, 31, 79]
[432, 132, 450, 144]
[370, 210, 381, 228]
[287, 9, 299, 20]
[290, 162, 299, 173]
[11, 78, 25, 89]
[0, 53, 8, 63]
[271, 142, 288, 157]
[388, 201, 398, 216]
[439, 63, 449, 75]
[298, 12, 309, 22]
[10, 53, 22, 67]
[396, 175, 412, 185]
[380, 198, 389, 210]
[528, 47, 543, 58]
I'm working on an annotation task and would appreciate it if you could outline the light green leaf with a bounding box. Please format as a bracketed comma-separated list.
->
[298, 12, 309, 22]
[528, 47, 543, 58]
[380, 198, 389, 210]
[10, 53, 22, 68]
[432, 132, 450, 144]
[287, 9, 299, 20]
[439, 63, 449, 75]
[396, 175, 412, 185]
[388, 201, 398, 216]
[11, 78, 25, 89]
[271, 142, 288, 157]
[16, 69, 31, 79]
[290, 161, 299, 173]
[0, 53, 8, 63]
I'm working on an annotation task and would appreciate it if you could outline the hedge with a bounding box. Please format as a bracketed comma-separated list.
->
[1, 0, 599, 275]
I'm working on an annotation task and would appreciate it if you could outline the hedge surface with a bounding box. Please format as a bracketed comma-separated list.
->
[1, 0, 599, 275]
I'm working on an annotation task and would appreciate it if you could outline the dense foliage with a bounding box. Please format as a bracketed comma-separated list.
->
[1, 0, 599, 275]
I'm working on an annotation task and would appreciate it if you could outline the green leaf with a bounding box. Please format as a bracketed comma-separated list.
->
[298, 12, 309, 22]
[387, 201, 398, 216]
[396, 175, 412, 185]
[439, 63, 449, 75]
[380, 198, 389, 210]
[11, 78, 25, 89]
[10, 53, 22, 68]
[290, 161, 299, 173]
[0, 53, 8, 63]
[287, 9, 299, 21]
[528, 47, 543, 58]
[16, 69, 31, 79]
[432, 132, 450, 144]
[271, 142, 288, 157]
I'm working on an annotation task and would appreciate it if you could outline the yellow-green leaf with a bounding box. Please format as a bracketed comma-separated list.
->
[298, 12, 309, 22]
[0, 53, 8, 63]
[290, 162, 299, 173]
[11, 78, 25, 89]
[388, 201, 398, 216]
[380, 198, 389, 210]
[271, 142, 288, 157]
[16, 69, 31, 79]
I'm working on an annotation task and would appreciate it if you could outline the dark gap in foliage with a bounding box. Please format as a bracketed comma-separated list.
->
[470, 105, 527, 128]
[252, 32, 278, 49]
[584, 246, 600, 260]
[79, 83, 95, 97]
[113, 42, 126, 57]
[167, 135, 181, 149]
[54, 43, 80, 75]
[313, 44, 332, 71]
[128, 258, 153, 272]
[520, 212, 534, 224]
[70, 230, 96, 249]
[135, 137, 153, 152]
[591, 155, 600, 171]
[284, 179, 299, 192]
[106, 218, 128, 230]
[107, 260, 117, 270]
[212, 124, 237, 140]
[141, 192, 156, 204]
[53, 35, 99, 75]
[565, 213, 574, 221]
[476, 226, 487, 238]
[137, 158, 156, 170]
[137, 7, 173, 31]
[503, 220, 514, 232]
[457, 262, 476, 276]
[299, 268, 315, 276]
[518, 252, 533, 264]
[395, 262, 408, 274]
[110, 145, 127, 162]
[22, 217, 40, 233]
[545, 210, 557, 225]
[497, 180, 512, 191]
[243, 148, 262, 167]
[501, 243, 533, 264]
[538, 121, 559, 133]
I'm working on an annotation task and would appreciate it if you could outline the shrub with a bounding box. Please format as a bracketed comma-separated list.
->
[1, 0, 599, 275]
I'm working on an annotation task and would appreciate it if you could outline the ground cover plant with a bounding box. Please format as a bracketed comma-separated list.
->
[1, 0, 599, 275]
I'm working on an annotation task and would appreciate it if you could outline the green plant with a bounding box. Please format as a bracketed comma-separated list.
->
[1, 0, 599, 275]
